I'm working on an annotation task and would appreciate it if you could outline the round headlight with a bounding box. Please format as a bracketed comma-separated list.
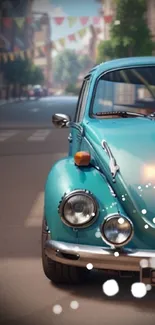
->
[101, 214, 133, 247]
[59, 190, 98, 228]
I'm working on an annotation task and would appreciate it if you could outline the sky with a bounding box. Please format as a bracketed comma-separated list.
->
[32, 0, 103, 53]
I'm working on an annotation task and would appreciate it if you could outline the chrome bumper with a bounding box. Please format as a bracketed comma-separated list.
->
[45, 240, 155, 272]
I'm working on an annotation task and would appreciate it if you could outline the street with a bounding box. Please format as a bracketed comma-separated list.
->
[0, 96, 78, 128]
[0, 97, 155, 325]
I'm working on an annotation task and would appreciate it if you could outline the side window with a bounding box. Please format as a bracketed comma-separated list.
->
[75, 78, 90, 123]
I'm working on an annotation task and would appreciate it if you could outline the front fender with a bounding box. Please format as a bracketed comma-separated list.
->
[44, 157, 121, 245]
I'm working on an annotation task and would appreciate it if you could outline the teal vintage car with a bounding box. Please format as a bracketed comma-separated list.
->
[42, 57, 155, 285]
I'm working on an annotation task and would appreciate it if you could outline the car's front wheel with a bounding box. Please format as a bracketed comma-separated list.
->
[41, 217, 88, 284]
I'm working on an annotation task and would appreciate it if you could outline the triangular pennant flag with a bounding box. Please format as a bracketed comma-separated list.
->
[68, 17, 77, 28]
[8, 52, 14, 61]
[3, 17, 12, 28]
[93, 17, 101, 25]
[20, 51, 25, 60]
[14, 18, 25, 29]
[43, 45, 48, 54]
[26, 16, 33, 24]
[78, 28, 87, 39]
[54, 17, 65, 25]
[104, 15, 113, 23]
[3, 53, 8, 63]
[68, 33, 76, 41]
[59, 38, 65, 47]
[80, 17, 89, 26]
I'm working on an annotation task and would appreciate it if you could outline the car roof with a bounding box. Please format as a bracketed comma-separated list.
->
[89, 56, 155, 77]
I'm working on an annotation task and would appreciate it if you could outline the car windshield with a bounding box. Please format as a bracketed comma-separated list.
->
[92, 66, 155, 117]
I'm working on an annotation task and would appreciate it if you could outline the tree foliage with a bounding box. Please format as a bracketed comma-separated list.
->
[97, 0, 154, 63]
[53, 50, 93, 86]
[2, 58, 44, 86]
[53, 49, 82, 85]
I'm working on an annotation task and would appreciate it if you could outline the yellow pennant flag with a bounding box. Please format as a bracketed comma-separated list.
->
[8, 53, 14, 61]
[59, 38, 65, 47]
[68, 17, 77, 28]
[78, 28, 87, 39]
[14, 17, 25, 29]
[20, 51, 25, 60]
[3, 53, 8, 63]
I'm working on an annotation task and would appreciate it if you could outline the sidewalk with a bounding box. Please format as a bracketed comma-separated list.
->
[0, 97, 28, 106]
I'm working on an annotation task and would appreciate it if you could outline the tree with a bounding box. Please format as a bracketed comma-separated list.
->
[53, 49, 81, 86]
[2, 57, 44, 99]
[78, 54, 94, 71]
[2, 58, 44, 86]
[111, 0, 154, 57]
[97, 40, 115, 63]
[97, 0, 154, 63]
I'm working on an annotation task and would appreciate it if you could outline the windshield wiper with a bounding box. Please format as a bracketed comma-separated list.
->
[95, 111, 147, 118]
[101, 140, 119, 183]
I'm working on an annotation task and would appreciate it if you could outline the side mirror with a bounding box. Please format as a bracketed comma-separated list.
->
[52, 113, 71, 128]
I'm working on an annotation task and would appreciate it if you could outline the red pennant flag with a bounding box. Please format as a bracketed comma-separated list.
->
[54, 17, 65, 25]
[80, 17, 89, 26]
[26, 16, 33, 24]
[3, 18, 12, 28]
[104, 15, 113, 23]
[68, 34, 76, 41]
[93, 17, 101, 25]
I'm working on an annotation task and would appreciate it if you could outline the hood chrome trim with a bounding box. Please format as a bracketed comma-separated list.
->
[101, 140, 120, 182]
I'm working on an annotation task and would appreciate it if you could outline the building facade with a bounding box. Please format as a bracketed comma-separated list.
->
[32, 13, 52, 88]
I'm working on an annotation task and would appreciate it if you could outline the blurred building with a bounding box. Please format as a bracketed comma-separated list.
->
[147, 0, 155, 42]
[0, 0, 34, 98]
[101, 0, 116, 41]
[32, 13, 52, 88]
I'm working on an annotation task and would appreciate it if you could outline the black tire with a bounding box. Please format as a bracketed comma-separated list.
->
[41, 217, 88, 284]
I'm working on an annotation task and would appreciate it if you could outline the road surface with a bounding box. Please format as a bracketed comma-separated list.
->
[0, 98, 155, 325]
[0, 96, 78, 128]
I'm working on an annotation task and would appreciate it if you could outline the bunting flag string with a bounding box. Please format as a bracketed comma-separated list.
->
[0, 15, 111, 29]
[0, 21, 104, 63]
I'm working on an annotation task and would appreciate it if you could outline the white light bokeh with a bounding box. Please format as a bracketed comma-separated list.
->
[118, 217, 125, 225]
[131, 282, 147, 298]
[153, 218, 155, 223]
[114, 252, 119, 257]
[144, 224, 149, 229]
[70, 301, 79, 310]
[95, 231, 101, 238]
[138, 186, 142, 190]
[102, 279, 119, 296]
[146, 284, 152, 291]
[140, 259, 149, 268]
[53, 305, 63, 315]
[86, 263, 93, 270]
[142, 209, 147, 215]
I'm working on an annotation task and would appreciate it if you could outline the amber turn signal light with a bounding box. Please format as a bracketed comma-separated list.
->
[74, 151, 91, 166]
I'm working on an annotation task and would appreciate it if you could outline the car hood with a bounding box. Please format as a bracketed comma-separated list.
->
[85, 117, 155, 229]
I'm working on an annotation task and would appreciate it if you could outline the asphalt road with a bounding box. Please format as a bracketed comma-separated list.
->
[0, 98, 155, 325]
[0, 96, 78, 128]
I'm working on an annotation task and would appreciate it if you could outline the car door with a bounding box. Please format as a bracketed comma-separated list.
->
[68, 76, 91, 156]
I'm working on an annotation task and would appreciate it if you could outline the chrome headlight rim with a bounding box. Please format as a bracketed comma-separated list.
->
[100, 213, 134, 248]
[58, 189, 99, 228]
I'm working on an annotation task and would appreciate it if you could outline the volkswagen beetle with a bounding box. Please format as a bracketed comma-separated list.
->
[42, 57, 155, 285]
